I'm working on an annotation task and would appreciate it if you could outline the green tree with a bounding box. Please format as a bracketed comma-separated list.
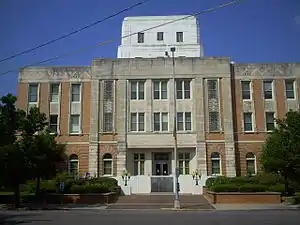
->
[0, 94, 27, 208]
[261, 110, 300, 194]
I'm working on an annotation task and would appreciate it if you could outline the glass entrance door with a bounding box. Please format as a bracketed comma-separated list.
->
[155, 161, 169, 175]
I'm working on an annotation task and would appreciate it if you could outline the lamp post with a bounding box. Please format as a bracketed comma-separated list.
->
[121, 170, 131, 186]
[192, 170, 202, 186]
[165, 47, 180, 209]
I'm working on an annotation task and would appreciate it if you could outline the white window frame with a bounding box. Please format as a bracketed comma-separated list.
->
[285, 79, 296, 99]
[246, 152, 257, 176]
[133, 153, 145, 175]
[177, 112, 192, 131]
[130, 80, 145, 100]
[69, 114, 81, 134]
[28, 83, 39, 103]
[130, 112, 145, 132]
[243, 112, 253, 132]
[176, 80, 191, 99]
[211, 152, 221, 176]
[49, 114, 59, 134]
[241, 80, 252, 100]
[153, 80, 168, 100]
[176, 32, 184, 42]
[265, 112, 275, 132]
[178, 152, 190, 175]
[263, 80, 274, 100]
[69, 154, 79, 178]
[50, 83, 60, 103]
[153, 112, 168, 132]
[103, 153, 113, 176]
[71, 83, 81, 102]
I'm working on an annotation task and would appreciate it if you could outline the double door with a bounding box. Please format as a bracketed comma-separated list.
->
[154, 160, 169, 176]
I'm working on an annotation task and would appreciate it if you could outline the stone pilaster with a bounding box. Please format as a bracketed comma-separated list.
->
[117, 143, 127, 175]
[222, 77, 236, 177]
[88, 79, 100, 177]
[194, 77, 207, 175]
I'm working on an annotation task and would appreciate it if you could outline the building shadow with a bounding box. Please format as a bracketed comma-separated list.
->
[0, 213, 50, 225]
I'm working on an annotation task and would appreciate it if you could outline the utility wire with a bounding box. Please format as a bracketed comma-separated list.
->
[0, 0, 150, 63]
[0, 0, 244, 76]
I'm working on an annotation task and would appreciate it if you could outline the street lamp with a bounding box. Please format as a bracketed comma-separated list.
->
[192, 170, 202, 186]
[165, 47, 180, 209]
[121, 170, 131, 186]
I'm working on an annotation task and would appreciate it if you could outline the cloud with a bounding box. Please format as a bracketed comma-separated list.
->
[295, 16, 300, 25]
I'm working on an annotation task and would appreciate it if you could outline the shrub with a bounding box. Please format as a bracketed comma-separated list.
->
[238, 184, 267, 192]
[23, 180, 56, 194]
[70, 184, 111, 194]
[209, 184, 239, 192]
[268, 184, 285, 193]
[205, 177, 216, 188]
[255, 173, 283, 186]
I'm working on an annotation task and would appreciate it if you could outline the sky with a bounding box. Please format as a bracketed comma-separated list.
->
[0, 0, 299, 97]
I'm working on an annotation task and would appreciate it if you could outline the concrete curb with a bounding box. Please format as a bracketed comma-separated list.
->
[160, 208, 215, 211]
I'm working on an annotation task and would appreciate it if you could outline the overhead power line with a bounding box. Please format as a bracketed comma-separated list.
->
[0, 0, 150, 63]
[0, 0, 244, 76]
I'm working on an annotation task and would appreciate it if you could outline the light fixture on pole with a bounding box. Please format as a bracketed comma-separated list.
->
[165, 47, 180, 209]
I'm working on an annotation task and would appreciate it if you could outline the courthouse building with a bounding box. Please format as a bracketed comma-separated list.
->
[17, 15, 300, 194]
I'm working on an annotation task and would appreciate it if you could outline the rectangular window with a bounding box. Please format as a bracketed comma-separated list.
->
[70, 115, 80, 134]
[133, 153, 145, 175]
[153, 112, 168, 131]
[71, 84, 81, 102]
[243, 112, 253, 132]
[241, 81, 251, 100]
[285, 79, 295, 99]
[49, 115, 58, 134]
[177, 112, 192, 131]
[50, 83, 60, 103]
[209, 111, 220, 131]
[207, 80, 218, 99]
[103, 113, 113, 132]
[153, 80, 168, 100]
[263, 80, 273, 99]
[265, 112, 275, 131]
[137, 32, 144, 43]
[178, 152, 190, 175]
[176, 32, 183, 42]
[130, 112, 145, 132]
[130, 80, 145, 100]
[28, 84, 38, 102]
[157, 32, 163, 41]
[176, 80, 191, 99]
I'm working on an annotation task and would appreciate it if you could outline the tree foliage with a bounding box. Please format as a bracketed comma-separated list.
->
[261, 110, 300, 192]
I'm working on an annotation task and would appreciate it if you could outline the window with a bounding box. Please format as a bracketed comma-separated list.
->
[70, 115, 80, 134]
[50, 83, 60, 102]
[137, 32, 144, 43]
[103, 153, 113, 176]
[130, 81, 144, 100]
[177, 112, 191, 131]
[176, 32, 183, 42]
[153, 112, 168, 131]
[241, 81, 251, 100]
[285, 79, 295, 99]
[178, 152, 190, 175]
[211, 152, 221, 175]
[263, 80, 273, 99]
[153, 80, 168, 99]
[49, 115, 58, 134]
[207, 80, 218, 99]
[243, 112, 253, 132]
[209, 112, 220, 131]
[28, 84, 38, 102]
[176, 80, 191, 99]
[246, 152, 256, 176]
[265, 112, 275, 131]
[133, 153, 145, 175]
[130, 112, 145, 131]
[157, 32, 163, 41]
[103, 113, 113, 132]
[71, 84, 81, 102]
[69, 154, 79, 178]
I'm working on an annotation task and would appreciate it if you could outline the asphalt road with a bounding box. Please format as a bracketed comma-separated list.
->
[0, 209, 300, 225]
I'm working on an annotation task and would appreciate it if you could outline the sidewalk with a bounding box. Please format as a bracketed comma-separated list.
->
[212, 203, 300, 211]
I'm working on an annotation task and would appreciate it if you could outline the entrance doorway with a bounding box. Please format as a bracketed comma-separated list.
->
[152, 152, 171, 176]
